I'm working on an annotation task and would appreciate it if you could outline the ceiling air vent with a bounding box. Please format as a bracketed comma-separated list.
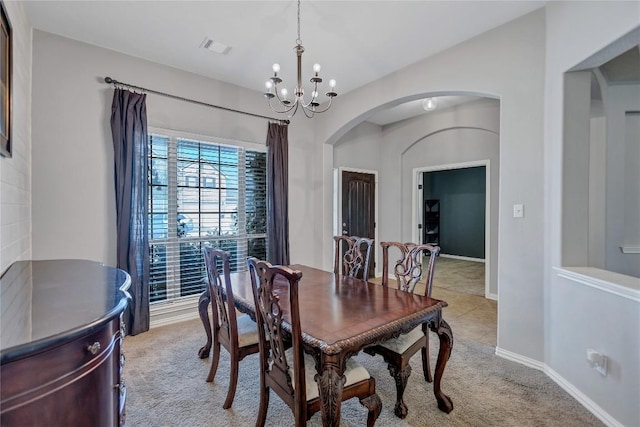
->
[200, 37, 232, 55]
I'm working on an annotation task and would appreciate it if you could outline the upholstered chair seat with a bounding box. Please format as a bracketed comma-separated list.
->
[376, 326, 424, 354]
[363, 241, 441, 419]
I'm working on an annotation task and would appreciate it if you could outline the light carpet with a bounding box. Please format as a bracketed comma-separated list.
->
[123, 318, 603, 426]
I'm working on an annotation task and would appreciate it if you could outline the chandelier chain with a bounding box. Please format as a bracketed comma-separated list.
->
[296, 0, 301, 45]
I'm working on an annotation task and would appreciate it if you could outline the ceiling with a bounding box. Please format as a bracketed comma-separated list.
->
[25, 1, 547, 124]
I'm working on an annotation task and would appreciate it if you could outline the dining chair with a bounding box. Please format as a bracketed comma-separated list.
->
[333, 235, 374, 279]
[363, 241, 440, 419]
[202, 247, 261, 409]
[247, 257, 382, 427]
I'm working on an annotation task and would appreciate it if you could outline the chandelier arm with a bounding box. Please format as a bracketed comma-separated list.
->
[301, 104, 315, 118]
[300, 80, 319, 109]
[290, 100, 301, 118]
[272, 83, 299, 112]
[306, 96, 334, 114]
[268, 96, 298, 114]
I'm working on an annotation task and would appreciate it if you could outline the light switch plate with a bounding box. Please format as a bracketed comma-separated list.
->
[513, 204, 524, 218]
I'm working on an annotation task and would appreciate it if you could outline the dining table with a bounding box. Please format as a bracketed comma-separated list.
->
[197, 264, 454, 426]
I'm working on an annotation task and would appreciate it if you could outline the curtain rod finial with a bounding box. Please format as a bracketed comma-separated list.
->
[105, 77, 114, 84]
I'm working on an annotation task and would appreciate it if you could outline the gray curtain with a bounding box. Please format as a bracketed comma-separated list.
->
[266, 122, 290, 265]
[110, 88, 150, 336]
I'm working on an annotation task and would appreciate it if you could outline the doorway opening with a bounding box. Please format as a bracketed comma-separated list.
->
[413, 160, 491, 298]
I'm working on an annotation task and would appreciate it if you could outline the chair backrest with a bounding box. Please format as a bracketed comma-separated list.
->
[203, 247, 238, 347]
[333, 235, 374, 279]
[380, 242, 440, 296]
[247, 257, 306, 413]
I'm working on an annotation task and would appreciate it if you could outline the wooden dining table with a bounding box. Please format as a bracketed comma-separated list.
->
[198, 264, 454, 426]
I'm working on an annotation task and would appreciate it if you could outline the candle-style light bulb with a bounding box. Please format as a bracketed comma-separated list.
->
[265, 81, 273, 90]
[329, 79, 336, 88]
[272, 63, 280, 73]
[313, 63, 321, 74]
[280, 88, 288, 99]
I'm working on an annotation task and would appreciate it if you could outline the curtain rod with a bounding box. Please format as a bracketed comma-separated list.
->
[104, 77, 289, 125]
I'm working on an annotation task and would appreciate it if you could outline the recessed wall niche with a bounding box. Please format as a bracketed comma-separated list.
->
[562, 27, 640, 278]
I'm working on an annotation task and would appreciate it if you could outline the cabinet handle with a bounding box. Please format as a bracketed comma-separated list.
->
[87, 341, 101, 355]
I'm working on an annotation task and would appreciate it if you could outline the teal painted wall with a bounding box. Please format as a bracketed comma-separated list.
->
[424, 166, 486, 258]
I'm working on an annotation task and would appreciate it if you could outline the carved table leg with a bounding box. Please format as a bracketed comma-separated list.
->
[315, 358, 346, 427]
[197, 289, 212, 359]
[388, 363, 411, 418]
[430, 317, 454, 413]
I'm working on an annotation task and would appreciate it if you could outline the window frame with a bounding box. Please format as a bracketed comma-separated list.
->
[147, 127, 267, 306]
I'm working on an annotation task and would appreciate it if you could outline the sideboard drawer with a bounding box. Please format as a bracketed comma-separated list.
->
[1, 320, 122, 426]
[1, 321, 122, 426]
[2, 322, 115, 396]
[0, 260, 131, 427]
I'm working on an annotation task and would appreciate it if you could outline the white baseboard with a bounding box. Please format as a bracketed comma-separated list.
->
[495, 346, 545, 370]
[440, 253, 485, 263]
[496, 346, 624, 427]
[485, 292, 498, 301]
[150, 296, 201, 329]
[544, 366, 624, 427]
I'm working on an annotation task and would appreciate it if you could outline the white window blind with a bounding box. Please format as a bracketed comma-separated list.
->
[148, 132, 267, 304]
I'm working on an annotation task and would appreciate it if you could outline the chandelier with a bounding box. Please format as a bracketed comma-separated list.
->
[263, 0, 337, 118]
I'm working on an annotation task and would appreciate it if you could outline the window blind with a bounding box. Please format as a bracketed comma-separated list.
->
[148, 132, 267, 304]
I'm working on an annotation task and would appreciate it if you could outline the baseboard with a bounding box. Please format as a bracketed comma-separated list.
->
[486, 292, 498, 301]
[495, 346, 545, 370]
[439, 253, 485, 263]
[544, 366, 624, 427]
[150, 297, 201, 329]
[496, 346, 624, 427]
[151, 311, 200, 329]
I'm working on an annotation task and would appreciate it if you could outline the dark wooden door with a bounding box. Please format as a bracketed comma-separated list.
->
[341, 171, 375, 278]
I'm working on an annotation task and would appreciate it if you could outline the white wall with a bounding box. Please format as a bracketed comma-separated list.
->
[604, 85, 640, 277]
[588, 115, 606, 269]
[0, 2, 32, 273]
[335, 99, 500, 295]
[562, 71, 593, 266]
[319, 10, 546, 361]
[30, 31, 318, 268]
[333, 121, 382, 171]
[571, 71, 639, 278]
[544, 2, 640, 426]
[399, 100, 499, 295]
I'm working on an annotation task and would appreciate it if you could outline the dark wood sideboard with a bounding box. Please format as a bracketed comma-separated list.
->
[0, 260, 131, 426]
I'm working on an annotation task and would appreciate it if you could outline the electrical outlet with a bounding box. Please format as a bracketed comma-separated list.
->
[513, 204, 524, 218]
[586, 348, 608, 376]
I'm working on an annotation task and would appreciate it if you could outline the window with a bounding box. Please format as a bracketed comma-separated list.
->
[148, 131, 267, 303]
